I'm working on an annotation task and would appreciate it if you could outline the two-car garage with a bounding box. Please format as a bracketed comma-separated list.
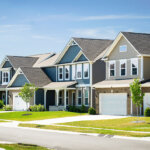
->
[99, 93, 127, 116]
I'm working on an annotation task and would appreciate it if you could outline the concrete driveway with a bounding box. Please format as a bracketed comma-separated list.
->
[24, 115, 127, 125]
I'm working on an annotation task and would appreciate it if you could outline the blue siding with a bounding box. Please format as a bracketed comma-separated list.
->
[76, 54, 88, 62]
[42, 67, 56, 82]
[3, 61, 12, 68]
[59, 45, 81, 64]
[35, 89, 44, 105]
[11, 74, 29, 87]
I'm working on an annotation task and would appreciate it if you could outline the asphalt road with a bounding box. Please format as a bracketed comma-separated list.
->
[0, 126, 150, 150]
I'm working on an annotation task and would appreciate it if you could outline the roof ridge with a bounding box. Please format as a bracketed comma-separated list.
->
[73, 37, 113, 41]
[121, 31, 150, 35]
[7, 55, 37, 58]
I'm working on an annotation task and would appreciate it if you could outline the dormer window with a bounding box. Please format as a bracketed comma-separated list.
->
[2, 71, 9, 84]
[120, 45, 127, 52]
[109, 61, 115, 77]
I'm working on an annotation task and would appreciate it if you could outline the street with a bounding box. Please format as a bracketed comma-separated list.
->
[0, 126, 150, 150]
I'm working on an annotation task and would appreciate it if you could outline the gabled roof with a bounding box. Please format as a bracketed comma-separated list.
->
[122, 32, 150, 55]
[7, 56, 38, 69]
[20, 67, 52, 87]
[73, 38, 113, 61]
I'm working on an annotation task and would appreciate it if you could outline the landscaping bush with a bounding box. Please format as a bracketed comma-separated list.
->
[68, 105, 88, 113]
[88, 107, 96, 115]
[144, 107, 150, 117]
[3, 105, 12, 111]
[0, 100, 4, 109]
[29, 104, 45, 112]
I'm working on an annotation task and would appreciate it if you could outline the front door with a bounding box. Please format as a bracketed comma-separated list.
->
[72, 92, 76, 106]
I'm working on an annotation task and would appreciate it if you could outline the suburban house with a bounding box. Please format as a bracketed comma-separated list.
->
[94, 32, 150, 116]
[0, 37, 113, 111]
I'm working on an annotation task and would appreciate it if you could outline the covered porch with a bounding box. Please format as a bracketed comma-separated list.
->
[43, 82, 77, 111]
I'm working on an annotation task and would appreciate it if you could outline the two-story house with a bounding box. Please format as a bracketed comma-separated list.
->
[2, 37, 112, 111]
[94, 32, 150, 116]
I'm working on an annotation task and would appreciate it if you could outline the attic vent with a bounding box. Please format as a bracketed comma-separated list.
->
[71, 41, 77, 46]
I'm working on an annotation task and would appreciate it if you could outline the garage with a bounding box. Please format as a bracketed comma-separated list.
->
[99, 93, 127, 115]
[13, 92, 29, 111]
[144, 93, 150, 113]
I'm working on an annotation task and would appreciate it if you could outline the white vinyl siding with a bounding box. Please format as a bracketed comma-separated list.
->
[76, 64, 82, 79]
[83, 63, 89, 79]
[58, 66, 63, 81]
[131, 58, 138, 75]
[72, 65, 76, 80]
[65, 66, 70, 80]
[120, 60, 127, 76]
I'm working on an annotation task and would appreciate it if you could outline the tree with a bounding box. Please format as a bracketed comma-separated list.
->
[130, 79, 144, 116]
[19, 83, 38, 110]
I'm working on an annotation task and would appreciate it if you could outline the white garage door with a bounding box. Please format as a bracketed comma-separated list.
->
[144, 93, 150, 113]
[13, 92, 29, 111]
[99, 93, 127, 115]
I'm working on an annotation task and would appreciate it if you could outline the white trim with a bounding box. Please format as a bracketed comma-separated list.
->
[2, 71, 10, 85]
[120, 59, 127, 76]
[76, 64, 82, 79]
[58, 66, 63, 81]
[72, 51, 82, 62]
[65, 65, 70, 80]
[76, 84, 91, 87]
[72, 64, 76, 80]
[83, 63, 89, 79]
[109, 60, 116, 77]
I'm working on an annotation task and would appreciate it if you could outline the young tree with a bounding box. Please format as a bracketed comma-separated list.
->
[19, 83, 38, 110]
[130, 79, 144, 116]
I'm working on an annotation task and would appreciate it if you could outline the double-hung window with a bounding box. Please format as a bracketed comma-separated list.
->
[131, 58, 138, 75]
[2, 71, 9, 84]
[84, 89, 89, 106]
[83, 63, 89, 79]
[58, 66, 63, 81]
[120, 60, 127, 76]
[78, 89, 82, 105]
[109, 61, 115, 77]
[65, 66, 70, 80]
[72, 65, 76, 80]
[77, 64, 82, 79]
[59, 91, 63, 105]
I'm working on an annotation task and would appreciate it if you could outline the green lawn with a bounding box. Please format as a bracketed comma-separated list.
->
[60, 117, 150, 132]
[0, 143, 50, 150]
[19, 123, 150, 137]
[0, 111, 86, 121]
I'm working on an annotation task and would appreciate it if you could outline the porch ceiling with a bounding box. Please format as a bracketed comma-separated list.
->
[93, 79, 134, 88]
[43, 81, 77, 89]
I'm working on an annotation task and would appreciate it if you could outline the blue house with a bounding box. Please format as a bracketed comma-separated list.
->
[0, 37, 113, 111]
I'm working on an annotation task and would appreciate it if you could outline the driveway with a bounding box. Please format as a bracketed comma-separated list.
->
[24, 115, 127, 125]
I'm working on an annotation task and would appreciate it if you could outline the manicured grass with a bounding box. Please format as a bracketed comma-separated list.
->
[0, 111, 86, 121]
[61, 117, 150, 132]
[0, 143, 50, 150]
[19, 123, 150, 137]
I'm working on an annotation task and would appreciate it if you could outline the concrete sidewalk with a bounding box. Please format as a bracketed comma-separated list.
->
[23, 115, 127, 125]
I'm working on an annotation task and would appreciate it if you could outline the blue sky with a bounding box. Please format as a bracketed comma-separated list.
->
[0, 0, 150, 61]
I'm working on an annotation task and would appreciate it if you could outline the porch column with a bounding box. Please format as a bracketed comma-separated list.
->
[56, 89, 59, 106]
[44, 89, 47, 109]
[64, 89, 66, 109]
[6, 89, 8, 106]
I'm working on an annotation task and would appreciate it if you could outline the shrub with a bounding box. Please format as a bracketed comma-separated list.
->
[88, 107, 96, 115]
[29, 104, 45, 112]
[0, 100, 4, 109]
[80, 105, 86, 113]
[3, 105, 12, 111]
[68, 105, 88, 113]
[144, 107, 150, 117]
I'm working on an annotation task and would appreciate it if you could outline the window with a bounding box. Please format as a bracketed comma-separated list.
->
[2, 71, 9, 84]
[77, 64, 82, 79]
[59, 91, 63, 105]
[131, 59, 138, 75]
[120, 45, 127, 52]
[83, 63, 89, 79]
[72, 65, 76, 80]
[65, 66, 70, 80]
[120, 60, 126, 76]
[58, 66, 63, 80]
[78, 89, 82, 105]
[84, 89, 89, 106]
[66, 91, 69, 106]
[109, 61, 115, 77]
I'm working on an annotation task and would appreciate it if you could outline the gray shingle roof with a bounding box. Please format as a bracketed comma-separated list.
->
[73, 38, 113, 61]
[20, 67, 51, 87]
[122, 32, 150, 55]
[7, 56, 38, 69]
